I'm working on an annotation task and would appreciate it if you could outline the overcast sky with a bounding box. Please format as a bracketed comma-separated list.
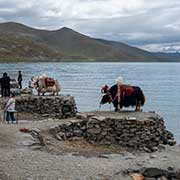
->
[0, 0, 180, 52]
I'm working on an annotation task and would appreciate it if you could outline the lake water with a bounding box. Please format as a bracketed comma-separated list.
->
[0, 62, 180, 142]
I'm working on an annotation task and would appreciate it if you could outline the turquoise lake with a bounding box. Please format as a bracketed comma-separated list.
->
[0, 62, 180, 142]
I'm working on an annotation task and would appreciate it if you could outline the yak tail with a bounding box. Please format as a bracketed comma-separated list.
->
[134, 86, 145, 106]
[139, 88, 145, 106]
[55, 80, 61, 92]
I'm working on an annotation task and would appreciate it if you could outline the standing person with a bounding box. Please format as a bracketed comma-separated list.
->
[0, 76, 2, 97]
[0, 72, 10, 97]
[4, 92, 16, 123]
[18, 71, 22, 89]
[114, 76, 124, 111]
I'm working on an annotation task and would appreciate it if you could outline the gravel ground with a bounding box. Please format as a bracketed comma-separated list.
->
[0, 111, 180, 180]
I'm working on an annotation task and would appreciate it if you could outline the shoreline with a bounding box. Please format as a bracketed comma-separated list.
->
[0, 60, 180, 63]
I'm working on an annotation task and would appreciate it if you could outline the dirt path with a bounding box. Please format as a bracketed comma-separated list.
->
[0, 113, 180, 180]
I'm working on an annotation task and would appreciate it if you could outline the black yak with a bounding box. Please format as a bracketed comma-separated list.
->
[100, 84, 145, 111]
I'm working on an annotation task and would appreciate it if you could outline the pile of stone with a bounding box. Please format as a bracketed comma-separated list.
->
[49, 112, 176, 151]
[15, 95, 77, 118]
[125, 167, 180, 180]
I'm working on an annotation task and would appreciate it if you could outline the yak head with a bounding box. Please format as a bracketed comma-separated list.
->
[100, 92, 112, 105]
[100, 85, 112, 105]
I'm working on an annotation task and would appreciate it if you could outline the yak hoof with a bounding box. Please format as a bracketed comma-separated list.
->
[115, 109, 120, 112]
[135, 108, 142, 112]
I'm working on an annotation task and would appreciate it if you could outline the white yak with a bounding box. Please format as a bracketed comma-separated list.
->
[32, 75, 61, 96]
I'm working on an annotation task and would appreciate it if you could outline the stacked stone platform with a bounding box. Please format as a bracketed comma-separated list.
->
[0, 95, 77, 119]
[49, 111, 176, 151]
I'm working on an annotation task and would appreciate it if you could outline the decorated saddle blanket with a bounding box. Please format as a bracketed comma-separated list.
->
[45, 77, 55, 87]
[121, 85, 135, 97]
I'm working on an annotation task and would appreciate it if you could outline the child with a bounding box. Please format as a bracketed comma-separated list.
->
[5, 93, 16, 123]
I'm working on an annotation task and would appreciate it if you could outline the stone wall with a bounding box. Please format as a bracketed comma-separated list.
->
[15, 95, 77, 118]
[49, 112, 176, 152]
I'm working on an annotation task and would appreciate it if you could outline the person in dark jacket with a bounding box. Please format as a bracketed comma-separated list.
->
[0, 72, 11, 97]
[18, 71, 22, 89]
[0, 78, 1, 96]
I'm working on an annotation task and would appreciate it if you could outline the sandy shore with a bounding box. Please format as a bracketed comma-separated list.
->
[0, 112, 180, 180]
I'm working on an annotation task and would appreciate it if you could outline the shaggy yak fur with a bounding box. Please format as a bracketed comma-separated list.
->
[33, 77, 61, 96]
[101, 84, 145, 111]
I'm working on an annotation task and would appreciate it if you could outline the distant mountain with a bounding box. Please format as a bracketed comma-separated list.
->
[0, 22, 179, 62]
[154, 52, 180, 62]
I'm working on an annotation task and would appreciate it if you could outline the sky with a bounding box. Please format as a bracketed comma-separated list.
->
[0, 0, 180, 52]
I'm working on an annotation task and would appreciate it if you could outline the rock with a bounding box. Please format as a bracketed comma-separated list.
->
[42, 114, 49, 117]
[69, 137, 84, 141]
[150, 155, 157, 159]
[126, 116, 137, 120]
[17, 140, 35, 146]
[86, 113, 95, 118]
[176, 169, 180, 179]
[158, 144, 166, 150]
[98, 154, 110, 159]
[168, 140, 176, 146]
[73, 130, 83, 137]
[76, 113, 87, 120]
[91, 116, 106, 121]
[30, 145, 42, 150]
[151, 147, 158, 152]
[101, 131, 107, 136]
[124, 155, 136, 160]
[87, 128, 101, 134]
[157, 176, 168, 180]
[80, 126, 86, 131]
[88, 118, 99, 124]
[136, 162, 143, 167]
[56, 132, 66, 141]
[143, 147, 152, 153]
[127, 167, 178, 180]
[142, 168, 166, 177]
[65, 132, 74, 138]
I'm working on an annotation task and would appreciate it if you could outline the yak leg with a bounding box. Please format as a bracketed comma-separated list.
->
[135, 101, 141, 111]
[38, 89, 40, 96]
[52, 88, 56, 96]
[55, 85, 59, 95]
[56, 87, 59, 96]
[114, 102, 120, 112]
[42, 90, 45, 96]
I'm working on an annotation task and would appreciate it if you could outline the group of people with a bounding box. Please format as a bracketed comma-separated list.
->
[0, 71, 22, 123]
[0, 71, 22, 97]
